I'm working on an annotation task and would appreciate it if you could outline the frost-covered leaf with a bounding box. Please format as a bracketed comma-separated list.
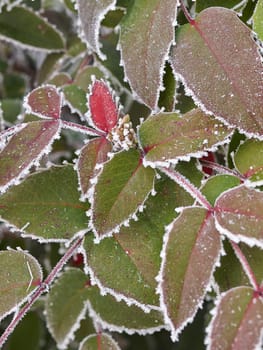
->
[206, 286, 263, 350]
[86, 285, 165, 334]
[74, 66, 104, 91]
[253, 0, 263, 41]
[119, 0, 177, 109]
[234, 139, 263, 185]
[171, 7, 263, 138]
[84, 175, 194, 309]
[158, 207, 221, 342]
[0, 249, 42, 321]
[63, 85, 87, 115]
[46, 268, 90, 350]
[91, 149, 155, 240]
[0, 120, 61, 193]
[0, 6, 65, 51]
[77, 0, 117, 60]
[79, 333, 120, 350]
[215, 185, 263, 248]
[158, 63, 176, 112]
[25, 85, 62, 120]
[138, 109, 230, 167]
[88, 80, 118, 133]
[201, 174, 240, 206]
[77, 137, 112, 198]
[0, 165, 89, 242]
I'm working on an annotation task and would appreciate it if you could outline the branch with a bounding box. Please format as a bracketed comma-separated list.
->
[0, 236, 84, 348]
[179, 0, 195, 25]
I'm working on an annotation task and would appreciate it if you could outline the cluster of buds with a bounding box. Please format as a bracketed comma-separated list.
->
[108, 114, 137, 151]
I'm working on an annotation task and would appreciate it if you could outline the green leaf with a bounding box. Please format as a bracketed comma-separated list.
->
[0, 165, 89, 242]
[158, 207, 221, 342]
[171, 7, 263, 138]
[0, 249, 42, 321]
[0, 6, 65, 51]
[196, 0, 246, 12]
[83, 175, 194, 309]
[206, 287, 263, 350]
[215, 185, 263, 248]
[74, 66, 104, 91]
[63, 85, 88, 115]
[138, 109, 230, 167]
[158, 62, 176, 112]
[0, 120, 61, 192]
[77, 137, 112, 198]
[119, 0, 177, 109]
[253, 0, 263, 41]
[1, 98, 22, 124]
[201, 174, 240, 206]
[91, 149, 155, 240]
[234, 139, 263, 185]
[46, 268, 90, 349]
[77, 0, 117, 60]
[86, 285, 165, 333]
[79, 333, 121, 350]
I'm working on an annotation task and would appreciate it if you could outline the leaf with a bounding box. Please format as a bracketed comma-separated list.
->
[77, 0, 117, 60]
[0, 120, 61, 193]
[253, 0, 263, 41]
[206, 286, 263, 350]
[77, 137, 112, 199]
[138, 109, 231, 167]
[83, 174, 194, 309]
[74, 66, 104, 91]
[90, 149, 155, 240]
[119, 0, 177, 109]
[196, 0, 246, 12]
[0, 165, 89, 242]
[24, 85, 62, 120]
[0, 6, 65, 51]
[88, 80, 118, 133]
[63, 85, 88, 116]
[86, 285, 165, 334]
[171, 7, 263, 138]
[158, 207, 221, 342]
[201, 174, 240, 206]
[234, 139, 263, 185]
[0, 249, 42, 321]
[215, 185, 263, 248]
[79, 333, 121, 350]
[46, 268, 90, 350]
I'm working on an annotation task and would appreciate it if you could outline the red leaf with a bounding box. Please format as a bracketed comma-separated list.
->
[25, 85, 62, 120]
[88, 80, 118, 133]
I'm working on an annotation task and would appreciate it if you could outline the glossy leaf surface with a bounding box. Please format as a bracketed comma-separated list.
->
[158, 207, 221, 341]
[0, 250, 42, 321]
[119, 0, 177, 109]
[171, 7, 263, 137]
[25, 85, 61, 120]
[91, 149, 155, 239]
[79, 333, 120, 350]
[139, 109, 230, 166]
[0, 120, 60, 192]
[0, 6, 64, 51]
[84, 175, 194, 308]
[207, 286, 263, 350]
[215, 185, 263, 248]
[77, 137, 112, 198]
[46, 268, 89, 349]
[88, 80, 118, 133]
[0, 165, 89, 242]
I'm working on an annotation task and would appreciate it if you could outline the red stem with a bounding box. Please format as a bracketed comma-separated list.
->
[0, 236, 84, 348]
[179, 0, 195, 25]
[200, 159, 246, 181]
[230, 241, 260, 291]
[160, 166, 213, 211]
[61, 121, 106, 138]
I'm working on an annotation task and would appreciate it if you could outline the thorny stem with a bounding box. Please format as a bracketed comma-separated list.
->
[200, 159, 246, 181]
[179, 0, 195, 25]
[159, 166, 213, 211]
[0, 236, 84, 348]
[230, 241, 260, 292]
[61, 120, 106, 138]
